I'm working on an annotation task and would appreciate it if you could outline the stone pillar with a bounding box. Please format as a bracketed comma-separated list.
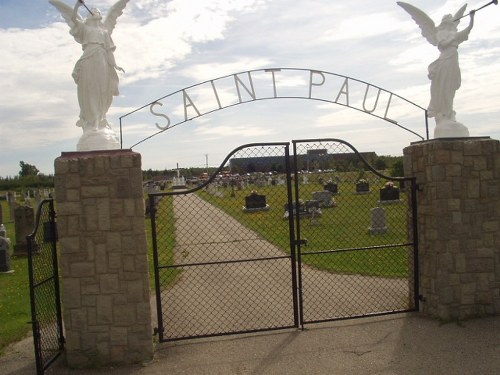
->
[404, 138, 500, 320]
[54, 150, 153, 368]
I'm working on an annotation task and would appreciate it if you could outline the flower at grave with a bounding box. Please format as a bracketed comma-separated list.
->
[250, 190, 258, 195]
[356, 179, 368, 184]
[384, 181, 395, 188]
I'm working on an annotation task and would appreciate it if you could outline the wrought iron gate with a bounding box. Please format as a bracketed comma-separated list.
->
[150, 143, 299, 342]
[27, 198, 64, 375]
[150, 139, 418, 341]
[292, 139, 419, 325]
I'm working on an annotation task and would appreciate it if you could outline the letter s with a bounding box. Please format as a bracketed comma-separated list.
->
[150, 102, 171, 130]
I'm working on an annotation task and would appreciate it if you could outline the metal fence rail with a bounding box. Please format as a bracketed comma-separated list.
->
[27, 199, 64, 375]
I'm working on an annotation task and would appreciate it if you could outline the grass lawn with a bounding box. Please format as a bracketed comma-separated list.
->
[197, 173, 414, 278]
[146, 195, 182, 290]
[0, 200, 32, 355]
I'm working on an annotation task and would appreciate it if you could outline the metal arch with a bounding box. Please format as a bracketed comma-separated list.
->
[119, 68, 429, 149]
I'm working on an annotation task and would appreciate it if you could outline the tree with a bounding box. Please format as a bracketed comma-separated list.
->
[19, 161, 39, 177]
[390, 160, 404, 177]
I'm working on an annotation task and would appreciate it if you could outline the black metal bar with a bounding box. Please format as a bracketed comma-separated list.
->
[410, 178, 420, 311]
[301, 243, 414, 256]
[292, 140, 305, 330]
[425, 110, 430, 140]
[157, 255, 291, 269]
[27, 234, 44, 375]
[149, 194, 165, 341]
[49, 200, 65, 354]
[302, 310, 418, 326]
[119, 117, 123, 149]
[284, 144, 300, 329]
[160, 325, 298, 343]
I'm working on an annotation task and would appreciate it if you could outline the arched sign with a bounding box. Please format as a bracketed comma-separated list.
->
[119, 68, 428, 148]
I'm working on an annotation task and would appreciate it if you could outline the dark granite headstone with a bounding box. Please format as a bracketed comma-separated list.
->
[245, 194, 267, 210]
[380, 186, 400, 201]
[356, 181, 370, 193]
[324, 182, 338, 194]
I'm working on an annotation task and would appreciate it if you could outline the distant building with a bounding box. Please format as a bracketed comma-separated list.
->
[229, 149, 378, 173]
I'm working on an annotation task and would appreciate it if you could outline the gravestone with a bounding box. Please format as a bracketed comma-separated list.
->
[368, 207, 388, 235]
[34, 190, 42, 205]
[0, 204, 3, 226]
[13, 205, 34, 256]
[7, 192, 15, 221]
[356, 180, 370, 194]
[305, 200, 322, 225]
[324, 182, 338, 194]
[312, 191, 336, 208]
[0, 228, 12, 273]
[243, 193, 269, 212]
[380, 184, 400, 202]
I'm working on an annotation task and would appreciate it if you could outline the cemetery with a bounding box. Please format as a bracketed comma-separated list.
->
[198, 167, 411, 278]
[1, 0, 500, 373]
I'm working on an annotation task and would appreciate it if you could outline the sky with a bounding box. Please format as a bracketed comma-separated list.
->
[0, 0, 499, 177]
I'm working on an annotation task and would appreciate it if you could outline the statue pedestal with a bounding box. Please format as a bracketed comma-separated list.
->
[434, 119, 470, 138]
[404, 137, 500, 320]
[54, 150, 153, 367]
[77, 128, 120, 151]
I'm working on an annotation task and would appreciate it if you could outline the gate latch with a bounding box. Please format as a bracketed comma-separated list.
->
[295, 238, 308, 246]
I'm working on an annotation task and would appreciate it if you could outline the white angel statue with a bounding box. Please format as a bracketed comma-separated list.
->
[49, 0, 129, 150]
[397, 2, 475, 138]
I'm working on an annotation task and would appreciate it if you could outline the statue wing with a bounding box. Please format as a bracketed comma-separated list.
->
[48, 0, 82, 30]
[453, 4, 468, 26]
[397, 1, 437, 46]
[103, 0, 130, 34]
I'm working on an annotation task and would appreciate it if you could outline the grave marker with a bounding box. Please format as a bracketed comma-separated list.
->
[368, 207, 388, 234]
[13, 205, 34, 256]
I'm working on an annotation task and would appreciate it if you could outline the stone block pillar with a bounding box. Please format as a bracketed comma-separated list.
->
[54, 150, 153, 367]
[404, 138, 500, 320]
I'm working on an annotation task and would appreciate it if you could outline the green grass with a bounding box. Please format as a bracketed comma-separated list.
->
[197, 174, 414, 278]
[146, 195, 182, 290]
[0, 200, 32, 355]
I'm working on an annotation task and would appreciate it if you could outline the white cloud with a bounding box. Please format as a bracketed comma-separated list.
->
[0, 0, 499, 175]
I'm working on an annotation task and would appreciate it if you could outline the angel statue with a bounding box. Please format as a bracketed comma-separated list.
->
[397, 2, 475, 138]
[49, 0, 129, 151]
